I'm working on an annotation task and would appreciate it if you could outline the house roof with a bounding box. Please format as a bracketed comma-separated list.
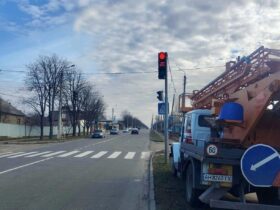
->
[0, 98, 25, 116]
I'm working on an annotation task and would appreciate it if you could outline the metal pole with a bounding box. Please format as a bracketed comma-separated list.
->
[112, 108, 114, 122]
[164, 61, 169, 163]
[183, 75, 186, 108]
[57, 71, 63, 139]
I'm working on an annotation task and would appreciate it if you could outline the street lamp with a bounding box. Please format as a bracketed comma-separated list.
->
[57, 64, 75, 139]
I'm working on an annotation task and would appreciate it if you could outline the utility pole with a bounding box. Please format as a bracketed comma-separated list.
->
[158, 51, 169, 163]
[57, 64, 75, 139]
[183, 75, 186, 108]
[112, 108, 114, 128]
[164, 62, 169, 163]
[57, 71, 63, 140]
[181, 75, 187, 139]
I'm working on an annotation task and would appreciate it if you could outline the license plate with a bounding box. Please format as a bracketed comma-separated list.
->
[202, 174, 232, 183]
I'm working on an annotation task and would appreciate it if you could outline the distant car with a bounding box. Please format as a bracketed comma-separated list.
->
[110, 128, 119, 135]
[123, 129, 129, 133]
[92, 130, 105, 138]
[131, 128, 139, 135]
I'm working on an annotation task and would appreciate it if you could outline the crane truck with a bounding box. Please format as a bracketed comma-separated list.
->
[170, 46, 280, 210]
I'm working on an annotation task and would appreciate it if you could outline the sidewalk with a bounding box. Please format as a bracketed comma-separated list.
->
[0, 135, 88, 145]
[149, 130, 177, 153]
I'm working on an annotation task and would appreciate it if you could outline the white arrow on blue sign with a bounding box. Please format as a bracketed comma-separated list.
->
[241, 144, 280, 187]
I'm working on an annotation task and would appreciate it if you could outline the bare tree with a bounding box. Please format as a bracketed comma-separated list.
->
[64, 69, 87, 136]
[39, 55, 69, 139]
[25, 55, 69, 139]
[80, 85, 106, 135]
[121, 111, 148, 129]
[25, 63, 48, 139]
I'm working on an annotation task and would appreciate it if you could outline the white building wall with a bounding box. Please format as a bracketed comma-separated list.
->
[0, 123, 74, 138]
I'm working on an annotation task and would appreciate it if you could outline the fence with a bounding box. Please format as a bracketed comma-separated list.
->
[0, 123, 74, 138]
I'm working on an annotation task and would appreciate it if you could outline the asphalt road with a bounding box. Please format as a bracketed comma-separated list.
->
[0, 130, 151, 210]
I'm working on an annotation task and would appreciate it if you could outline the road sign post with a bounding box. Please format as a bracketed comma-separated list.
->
[157, 51, 169, 163]
[164, 61, 168, 163]
[241, 144, 280, 187]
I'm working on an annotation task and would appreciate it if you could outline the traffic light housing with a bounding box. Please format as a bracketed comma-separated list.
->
[158, 52, 168, 79]
[157, 91, 163, 101]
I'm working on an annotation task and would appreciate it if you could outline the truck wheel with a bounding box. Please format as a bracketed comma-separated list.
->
[256, 187, 279, 205]
[185, 165, 202, 207]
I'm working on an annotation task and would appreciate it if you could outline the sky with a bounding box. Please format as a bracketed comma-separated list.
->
[0, 0, 280, 126]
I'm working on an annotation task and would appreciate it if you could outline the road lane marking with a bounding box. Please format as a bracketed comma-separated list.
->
[124, 152, 136, 159]
[74, 151, 93, 157]
[0, 152, 12, 156]
[26, 151, 52, 157]
[90, 136, 121, 147]
[107, 151, 122, 159]
[0, 157, 53, 175]
[8, 152, 38, 158]
[41, 151, 66, 157]
[141, 152, 150, 160]
[91, 151, 108, 159]
[0, 152, 24, 158]
[58, 151, 80, 157]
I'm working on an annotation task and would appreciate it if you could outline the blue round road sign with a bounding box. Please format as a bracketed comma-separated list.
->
[241, 144, 280, 187]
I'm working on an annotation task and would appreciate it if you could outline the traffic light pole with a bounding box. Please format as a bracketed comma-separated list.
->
[164, 64, 168, 163]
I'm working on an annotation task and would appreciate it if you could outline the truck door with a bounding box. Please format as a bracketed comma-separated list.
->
[193, 114, 211, 147]
[182, 114, 192, 144]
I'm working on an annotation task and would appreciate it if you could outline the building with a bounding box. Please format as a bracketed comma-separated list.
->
[0, 98, 25, 125]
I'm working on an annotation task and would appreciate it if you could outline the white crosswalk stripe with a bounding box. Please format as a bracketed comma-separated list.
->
[41, 151, 66, 157]
[91, 151, 108, 159]
[107, 151, 122, 159]
[58, 151, 80, 157]
[8, 152, 38, 158]
[26, 151, 52, 157]
[124, 152, 136, 159]
[0, 152, 24, 158]
[74, 151, 93, 157]
[0, 150, 150, 160]
[141, 152, 151, 160]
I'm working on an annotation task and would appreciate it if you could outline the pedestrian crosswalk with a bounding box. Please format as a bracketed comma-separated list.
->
[0, 150, 151, 160]
[74, 151, 93, 158]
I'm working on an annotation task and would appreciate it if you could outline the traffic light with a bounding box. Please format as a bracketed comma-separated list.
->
[157, 91, 163, 101]
[158, 52, 168, 79]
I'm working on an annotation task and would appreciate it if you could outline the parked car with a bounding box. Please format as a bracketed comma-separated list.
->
[110, 128, 119, 135]
[91, 129, 105, 138]
[131, 128, 139, 135]
[123, 129, 129, 133]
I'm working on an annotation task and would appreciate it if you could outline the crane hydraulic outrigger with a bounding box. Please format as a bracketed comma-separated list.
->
[173, 46, 280, 209]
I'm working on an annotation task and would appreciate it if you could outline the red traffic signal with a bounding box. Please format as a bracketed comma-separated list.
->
[158, 52, 168, 79]
[159, 52, 166, 60]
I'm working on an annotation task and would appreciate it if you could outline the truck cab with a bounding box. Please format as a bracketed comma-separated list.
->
[171, 109, 211, 177]
[180, 109, 211, 147]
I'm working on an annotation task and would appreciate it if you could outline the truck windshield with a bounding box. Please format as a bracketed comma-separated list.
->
[198, 115, 211, 128]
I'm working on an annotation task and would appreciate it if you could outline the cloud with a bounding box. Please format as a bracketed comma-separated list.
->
[2, 0, 280, 125]
[70, 0, 280, 125]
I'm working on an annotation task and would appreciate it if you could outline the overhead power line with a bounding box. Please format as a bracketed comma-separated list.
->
[0, 65, 225, 75]
[168, 59, 177, 94]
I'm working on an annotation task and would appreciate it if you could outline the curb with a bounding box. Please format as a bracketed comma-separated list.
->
[0, 137, 88, 145]
[148, 149, 165, 210]
[148, 152, 156, 210]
